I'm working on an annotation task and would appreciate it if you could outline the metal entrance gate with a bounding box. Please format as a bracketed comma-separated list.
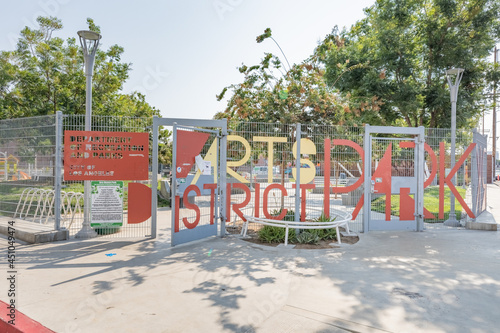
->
[151, 117, 227, 246]
[363, 125, 425, 231]
[471, 130, 487, 218]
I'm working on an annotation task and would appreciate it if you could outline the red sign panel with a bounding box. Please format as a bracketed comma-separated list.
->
[176, 130, 210, 178]
[64, 131, 149, 181]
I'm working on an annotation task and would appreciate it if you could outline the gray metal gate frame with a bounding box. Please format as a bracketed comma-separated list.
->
[151, 117, 227, 245]
[363, 125, 425, 232]
[471, 129, 488, 218]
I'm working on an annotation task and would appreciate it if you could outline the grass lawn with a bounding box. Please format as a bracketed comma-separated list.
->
[371, 185, 466, 222]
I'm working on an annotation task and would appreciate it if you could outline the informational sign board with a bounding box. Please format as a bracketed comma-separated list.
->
[64, 131, 149, 181]
[91, 181, 124, 228]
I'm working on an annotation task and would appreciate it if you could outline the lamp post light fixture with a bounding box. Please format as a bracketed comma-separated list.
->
[76, 30, 101, 239]
[444, 67, 464, 227]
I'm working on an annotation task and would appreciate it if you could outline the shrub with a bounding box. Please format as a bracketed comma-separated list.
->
[271, 209, 295, 221]
[308, 213, 337, 241]
[258, 225, 297, 243]
[315, 212, 336, 222]
[257, 209, 297, 243]
[296, 231, 320, 244]
[256, 210, 340, 244]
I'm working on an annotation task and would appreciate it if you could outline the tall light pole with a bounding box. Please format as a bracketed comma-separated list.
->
[493, 46, 498, 182]
[444, 68, 464, 227]
[76, 30, 101, 239]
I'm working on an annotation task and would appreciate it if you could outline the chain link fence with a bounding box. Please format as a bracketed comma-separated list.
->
[0, 114, 487, 240]
[424, 128, 474, 222]
[0, 113, 153, 239]
[227, 122, 481, 233]
[0, 115, 58, 222]
[62, 114, 152, 238]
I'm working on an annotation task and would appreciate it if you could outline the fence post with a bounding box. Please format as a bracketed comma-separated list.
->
[416, 126, 425, 231]
[294, 123, 301, 223]
[151, 116, 159, 238]
[54, 111, 63, 230]
[471, 130, 478, 220]
[220, 119, 228, 236]
[362, 124, 371, 233]
[170, 122, 178, 244]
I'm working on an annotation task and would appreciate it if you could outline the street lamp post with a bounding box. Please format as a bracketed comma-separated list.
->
[76, 30, 101, 239]
[444, 68, 464, 227]
[493, 46, 498, 182]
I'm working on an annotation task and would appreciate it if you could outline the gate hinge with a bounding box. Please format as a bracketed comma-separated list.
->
[413, 213, 423, 219]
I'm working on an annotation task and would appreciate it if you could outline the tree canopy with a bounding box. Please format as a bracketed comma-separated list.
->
[0, 17, 172, 165]
[320, 0, 500, 128]
[215, 28, 382, 126]
[0, 16, 160, 119]
[217, 1, 499, 129]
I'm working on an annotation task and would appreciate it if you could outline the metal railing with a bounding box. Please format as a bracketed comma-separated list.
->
[12, 187, 83, 230]
[14, 188, 55, 223]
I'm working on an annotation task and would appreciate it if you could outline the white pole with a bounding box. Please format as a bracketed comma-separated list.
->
[493, 47, 497, 182]
[294, 124, 301, 224]
[444, 68, 464, 227]
[76, 31, 101, 239]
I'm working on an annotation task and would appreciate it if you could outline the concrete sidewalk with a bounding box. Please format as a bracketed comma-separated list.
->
[471, 182, 500, 228]
[0, 184, 499, 333]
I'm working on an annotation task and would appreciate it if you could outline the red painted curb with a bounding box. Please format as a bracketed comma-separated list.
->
[0, 300, 55, 333]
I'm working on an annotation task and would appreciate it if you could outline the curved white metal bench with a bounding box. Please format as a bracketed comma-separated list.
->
[242, 209, 352, 246]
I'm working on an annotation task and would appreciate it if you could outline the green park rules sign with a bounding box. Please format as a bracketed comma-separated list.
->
[91, 181, 124, 227]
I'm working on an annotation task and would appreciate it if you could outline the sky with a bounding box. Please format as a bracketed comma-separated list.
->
[1, 0, 497, 150]
[0, 0, 375, 120]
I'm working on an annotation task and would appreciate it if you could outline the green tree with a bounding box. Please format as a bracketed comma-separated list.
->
[0, 16, 172, 165]
[320, 0, 500, 128]
[0, 16, 159, 119]
[215, 28, 381, 126]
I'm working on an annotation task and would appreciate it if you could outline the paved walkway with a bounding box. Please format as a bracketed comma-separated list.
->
[1, 183, 499, 333]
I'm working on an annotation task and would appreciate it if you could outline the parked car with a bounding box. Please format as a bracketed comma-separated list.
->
[284, 164, 311, 175]
[253, 166, 280, 176]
